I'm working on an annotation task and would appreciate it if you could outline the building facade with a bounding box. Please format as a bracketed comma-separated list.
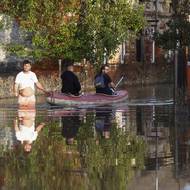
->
[109, 0, 172, 65]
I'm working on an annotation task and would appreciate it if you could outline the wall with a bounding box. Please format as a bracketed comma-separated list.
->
[0, 15, 25, 72]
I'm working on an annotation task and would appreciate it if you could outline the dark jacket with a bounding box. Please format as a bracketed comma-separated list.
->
[61, 71, 81, 95]
[95, 73, 113, 95]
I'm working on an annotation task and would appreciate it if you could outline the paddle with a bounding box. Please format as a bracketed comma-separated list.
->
[111, 75, 125, 94]
[115, 75, 125, 89]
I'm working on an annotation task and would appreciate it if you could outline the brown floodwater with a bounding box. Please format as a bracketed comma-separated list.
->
[0, 84, 188, 190]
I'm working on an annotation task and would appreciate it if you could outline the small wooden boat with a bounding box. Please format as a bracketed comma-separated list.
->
[47, 90, 128, 106]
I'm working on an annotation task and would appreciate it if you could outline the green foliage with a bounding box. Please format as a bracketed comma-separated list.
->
[75, 0, 145, 63]
[155, 0, 190, 50]
[6, 43, 31, 57]
[0, 20, 3, 30]
[0, 0, 80, 60]
[0, 0, 144, 64]
[155, 18, 190, 50]
[0, 14, 12, 31]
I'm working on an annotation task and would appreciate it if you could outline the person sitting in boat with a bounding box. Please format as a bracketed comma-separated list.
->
[94, 64, 116, 95]
[61, 59, 81, 96]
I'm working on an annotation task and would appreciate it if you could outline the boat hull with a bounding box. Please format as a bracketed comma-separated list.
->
[47, 90, 128, 106]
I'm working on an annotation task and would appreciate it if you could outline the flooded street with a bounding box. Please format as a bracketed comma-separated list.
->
[0, 84, 187, 190]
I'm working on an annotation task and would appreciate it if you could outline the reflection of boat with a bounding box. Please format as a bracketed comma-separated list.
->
[46, 90, 128, 106]
[48, 109, 85, 117]
[127, 98, 174, 106]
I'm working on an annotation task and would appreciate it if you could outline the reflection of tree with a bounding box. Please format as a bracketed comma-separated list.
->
[1, 119, 86, 190]
[0, 113, 146, 190]
[77, 113, 146, 190]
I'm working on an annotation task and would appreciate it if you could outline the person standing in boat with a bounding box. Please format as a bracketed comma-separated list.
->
[94, 64, 116, 95]
[14, 60, 48, 108]
[61, 59, 81, 96]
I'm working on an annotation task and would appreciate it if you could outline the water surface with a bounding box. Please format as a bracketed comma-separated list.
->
[1, 84, 187, 190]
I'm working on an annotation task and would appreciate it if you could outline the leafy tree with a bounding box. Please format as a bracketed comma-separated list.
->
[155, 0, 190, 90]
[75, 0, 145, 63]
[0, 0, 80, 59]
[0, 0, 144, 64]
[155, 0, 190, 50]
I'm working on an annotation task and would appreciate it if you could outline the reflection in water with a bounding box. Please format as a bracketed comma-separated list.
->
[0, 83, 181, 189]
[1, 105, 176, 189]
[95, 107, 113, 139]
[0, 106, 147, 190]
[76, 108, 145, 190]
[61, 114, 81, 145]
[14, 109, 45, 152]
[127, 105, 175, 190]
[175, 103, 190, 189]
[183, 184, 190, 190]
[136, 106, 144, 136]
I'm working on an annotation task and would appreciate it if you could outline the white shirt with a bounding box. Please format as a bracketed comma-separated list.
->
[16, 124, 38, 143]
[15, 71, 38, 90]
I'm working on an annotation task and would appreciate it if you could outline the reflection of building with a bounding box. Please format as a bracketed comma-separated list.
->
[127, 105, 173, 168]
[145, 126, 173, 170]
[176, 114, 190, 179]
[128, 166, 179, 190]
[127, 104, 177, 190]
[127, 104, 190, 190]
[145, 106, 173, 168]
